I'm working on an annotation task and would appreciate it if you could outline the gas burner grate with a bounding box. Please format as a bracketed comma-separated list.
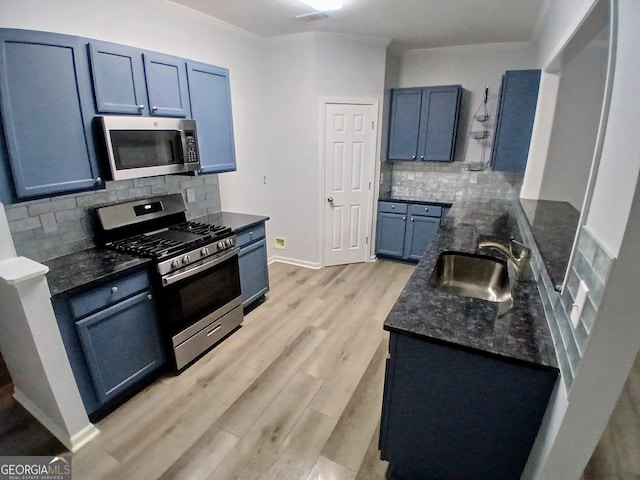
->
[108, 235, 185, 258]
[171, 221, 232, 238]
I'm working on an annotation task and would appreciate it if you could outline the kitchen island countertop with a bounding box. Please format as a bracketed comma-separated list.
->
[383, 199, 558, 370]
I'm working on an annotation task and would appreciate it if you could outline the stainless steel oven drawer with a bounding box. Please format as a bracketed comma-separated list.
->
[173, 304, 243, 370]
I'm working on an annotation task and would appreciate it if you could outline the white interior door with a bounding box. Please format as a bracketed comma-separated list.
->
[324, 102, 376, 266]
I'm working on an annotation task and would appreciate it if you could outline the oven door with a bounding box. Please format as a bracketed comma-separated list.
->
[158, 247, 242, 346]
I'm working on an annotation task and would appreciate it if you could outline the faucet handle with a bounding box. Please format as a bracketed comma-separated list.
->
[510, 238, 531, 259]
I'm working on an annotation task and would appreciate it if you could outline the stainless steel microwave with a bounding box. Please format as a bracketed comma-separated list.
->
[97, 116, 201, 181]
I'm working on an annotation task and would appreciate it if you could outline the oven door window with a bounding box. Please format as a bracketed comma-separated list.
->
[111, 130, 182, 169]
[161, 256, 241, 337]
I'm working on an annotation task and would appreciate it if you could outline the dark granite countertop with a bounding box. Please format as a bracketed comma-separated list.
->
[384, 200, 558, 370]
[377, 194, 452, 208]
[44, 211, 269, 297]
[44, 248, 150, 297]
[519, 199, 580, 288]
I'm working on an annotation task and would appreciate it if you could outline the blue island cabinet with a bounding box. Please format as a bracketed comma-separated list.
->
[388, 85, 462, 162]
[0, 30, 101, 198]
[236, 222, 269, 308]
[52, 268, 165, 417]
[89, 41, 190, 117]
[380, 332, 557, 480]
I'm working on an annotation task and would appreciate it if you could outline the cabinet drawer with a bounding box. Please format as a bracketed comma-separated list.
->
[379, 202, 408, 214]
[408, 204, 442, 218]
[70, 269, 150, 319]
[236, 223, 266, 248]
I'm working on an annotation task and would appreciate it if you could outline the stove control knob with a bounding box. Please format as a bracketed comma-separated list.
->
[182, 255, 191, 265]
[171, 259, 181, 269]
[225, 238, 232, 247]
[217, 241, 224, 249]
[200, 247, 209, 257]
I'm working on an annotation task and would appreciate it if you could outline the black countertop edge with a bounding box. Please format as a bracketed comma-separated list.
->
[377, 195, 453, 208]
[44, 211, 270, 297]
[383, 199, 558, 370]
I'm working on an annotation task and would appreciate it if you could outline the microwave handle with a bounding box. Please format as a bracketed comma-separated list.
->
[179, 129, 189, 163]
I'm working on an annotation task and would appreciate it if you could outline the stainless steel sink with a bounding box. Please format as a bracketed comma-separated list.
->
[429, 251, 512, 303]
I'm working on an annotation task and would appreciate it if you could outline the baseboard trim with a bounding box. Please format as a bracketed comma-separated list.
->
[268, 256, 322, 270]
[13, 388, 100, 452]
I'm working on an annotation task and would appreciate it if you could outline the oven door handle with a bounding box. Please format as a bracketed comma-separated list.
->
[162, 247, 239, 286]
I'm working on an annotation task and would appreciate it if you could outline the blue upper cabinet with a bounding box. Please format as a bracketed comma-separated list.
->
[187, 62, 237, 173]
[388, 85, 461, 162]
[0, 30, 101, 198]
[491, 70, 541, 172]
[89, 43, 189, 117]
[89, 42, 147, 115]
[387, 89, 423, 160]
[143, 53, 190, 117]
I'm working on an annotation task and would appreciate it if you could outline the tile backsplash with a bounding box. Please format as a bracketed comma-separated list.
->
[515, 204, 614, 391]
[388, 161, 523, 203]
[5, 174, 221, 262]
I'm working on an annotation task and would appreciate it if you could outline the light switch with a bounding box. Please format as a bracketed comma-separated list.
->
[570, 280, 589, 328]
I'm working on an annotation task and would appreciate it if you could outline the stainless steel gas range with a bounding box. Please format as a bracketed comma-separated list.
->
[96, 194, 243, 370]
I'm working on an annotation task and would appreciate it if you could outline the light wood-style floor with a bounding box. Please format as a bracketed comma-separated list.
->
[63, 260, 414, 479]
[584, 351, 640, 480]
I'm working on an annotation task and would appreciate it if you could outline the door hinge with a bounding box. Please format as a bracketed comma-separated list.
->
[371, 121, 375, 129]
[369, 182, 372, 190]
[366, 236, 369, 245]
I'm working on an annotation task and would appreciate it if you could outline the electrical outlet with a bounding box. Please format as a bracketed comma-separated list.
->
[570, 280, 589, 328]
[274, 236, 286, 250]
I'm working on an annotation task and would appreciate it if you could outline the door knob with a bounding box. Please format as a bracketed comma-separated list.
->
[327, 197, 334, 203]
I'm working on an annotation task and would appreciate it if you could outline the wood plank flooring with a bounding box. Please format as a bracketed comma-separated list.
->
[583, 351, 640, 480]
[27, 260, 413, 479]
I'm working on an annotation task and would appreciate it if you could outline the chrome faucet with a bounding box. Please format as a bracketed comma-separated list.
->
[478, 238, 531, 281]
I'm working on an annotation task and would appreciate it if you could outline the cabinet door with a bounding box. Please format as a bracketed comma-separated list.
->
[418, 85, 461, 162]
[238, 238, 269, 307]
[387, 88, 422, 160]
[376, 212, 406, 258]
[186, 62, 237, 173]
[143, 53, 190, 117]
[75, 291, 165, 403]
[0, 31, 101, 198]
[89, 41, 147, 115]
[404, 215, 440, 261]
[491, 70, 541, 172]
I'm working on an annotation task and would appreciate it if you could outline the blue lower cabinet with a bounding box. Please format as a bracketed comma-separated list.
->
[404, 215, 440, 261]
[236, 222, 269, 308]
[380, 333, 557, 479]
[376, 201, 444, 261]
[376, 212, 407, 258]
[52, 268, 165, 417]
[75, 291, 165, 404]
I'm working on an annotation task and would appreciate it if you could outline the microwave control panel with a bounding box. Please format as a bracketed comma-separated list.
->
[185, 132, 199, 164]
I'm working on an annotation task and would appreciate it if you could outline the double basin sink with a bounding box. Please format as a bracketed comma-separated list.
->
[429, 251, 512, 303]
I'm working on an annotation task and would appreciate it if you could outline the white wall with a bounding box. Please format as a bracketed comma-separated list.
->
[399, 42, 536, 164]
[539, 40, 610, 209]
[265, 33, 387, 266]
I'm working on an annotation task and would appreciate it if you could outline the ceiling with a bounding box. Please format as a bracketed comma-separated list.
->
[169, 0, 546, 51]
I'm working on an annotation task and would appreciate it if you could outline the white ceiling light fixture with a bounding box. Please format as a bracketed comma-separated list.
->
[299, 0, 344, 12]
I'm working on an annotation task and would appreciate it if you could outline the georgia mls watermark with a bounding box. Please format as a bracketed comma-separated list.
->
[0, 456, 71, 480]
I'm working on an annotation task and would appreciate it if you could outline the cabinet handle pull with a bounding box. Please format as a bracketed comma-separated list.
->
[152, 106, 158, 112]
[402, 216, 406, 221]
[147, 294, 153, 300]
[425, 207, 429, 212]
[137, 104, 145, 110]
[391, 205, 395, 209]
[111, 286, 118, 293]
[327, 197, 334, 203]
[412, 155, 416, 160]
[95, 177, 102, 184]
[411, 217, 414, 222]
[420, 155, 424, 160]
